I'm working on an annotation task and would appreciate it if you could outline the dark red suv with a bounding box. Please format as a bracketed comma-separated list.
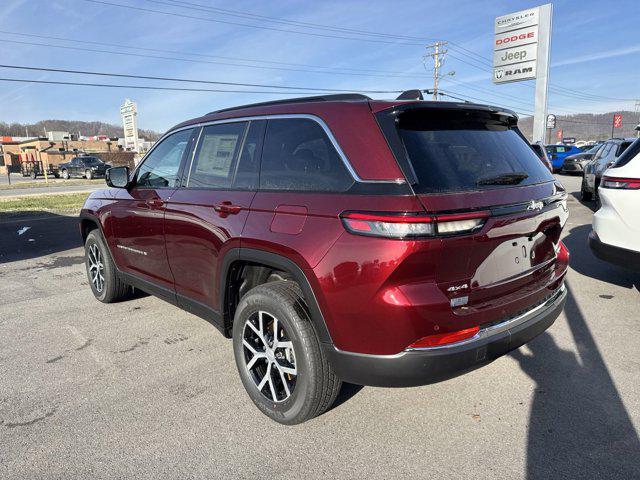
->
[80, 94, 569, 424]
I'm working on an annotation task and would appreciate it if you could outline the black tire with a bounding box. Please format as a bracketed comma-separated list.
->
[61, 169, 70, 180]
[31, 170, 37, 179]
[85, 169, 93, 180]
[581, 177, 593, 201]
[84, 229, 131, 303]
[232, 280, 341, 425]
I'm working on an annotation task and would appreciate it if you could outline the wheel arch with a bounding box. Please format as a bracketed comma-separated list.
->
[219, 248, 333, 345]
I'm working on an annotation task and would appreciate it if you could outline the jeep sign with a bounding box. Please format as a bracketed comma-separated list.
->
[493, 43, 538, 68]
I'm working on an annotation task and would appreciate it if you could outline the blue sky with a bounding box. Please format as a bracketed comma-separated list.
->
[1, 0, 638, 132]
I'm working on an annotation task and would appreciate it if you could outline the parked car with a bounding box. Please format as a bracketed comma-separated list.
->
[79, 94, 569, 424]
[589, 137, 640, 271]
[581, 138, 635, 201]
[19, 159, 59, 179]
[530, 141, 553, 172]
[561, 144, 601, 175]
[545, 144, 581, 172]
[59, 156, 111, 180]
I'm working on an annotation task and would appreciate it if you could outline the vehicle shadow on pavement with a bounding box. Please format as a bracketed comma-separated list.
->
[569, 191, 598, 212]
[562, 223, 640, 291]
[0, 211, 82, 264]
[510, 284, 640, 479]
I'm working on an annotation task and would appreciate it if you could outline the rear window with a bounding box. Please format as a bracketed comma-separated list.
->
[616, 141, 633, 157]
[397, 110, 554, 194]
[612, 138, 640, 168]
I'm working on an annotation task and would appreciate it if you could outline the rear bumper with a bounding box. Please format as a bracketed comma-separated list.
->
[589, 231, 640, 271]
[562, 163, 583, 173]
[325, 285, 566, 387]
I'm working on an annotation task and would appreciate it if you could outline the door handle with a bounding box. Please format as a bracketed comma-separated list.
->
[214, 201, 242, 216]
[146, 199, 164, 208]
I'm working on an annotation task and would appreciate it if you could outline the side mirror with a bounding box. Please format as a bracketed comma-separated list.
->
[106, 166, 130, 188]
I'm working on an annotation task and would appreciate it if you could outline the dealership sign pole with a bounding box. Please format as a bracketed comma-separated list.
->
[493, 4, 553, 143]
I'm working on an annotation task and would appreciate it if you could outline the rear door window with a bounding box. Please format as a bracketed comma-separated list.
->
[259, 118, 354, 192]
[613, 138, 640, 168]
[187, 122, 247, 189]
[396, 109, 554, 194]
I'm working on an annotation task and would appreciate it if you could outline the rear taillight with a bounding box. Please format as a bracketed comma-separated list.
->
[407, 326, 480, 349]
[600, 176, 640, 190]
[340, 211, 489, 239]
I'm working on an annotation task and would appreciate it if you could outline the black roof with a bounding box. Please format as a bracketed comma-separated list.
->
[207, 93, 370, 115]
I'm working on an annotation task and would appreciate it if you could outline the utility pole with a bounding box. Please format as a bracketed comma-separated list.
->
[424, 41, 454, 101]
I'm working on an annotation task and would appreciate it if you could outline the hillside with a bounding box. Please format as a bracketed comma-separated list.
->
[518, 110, 639, 142]
[0, 120, 161, 141]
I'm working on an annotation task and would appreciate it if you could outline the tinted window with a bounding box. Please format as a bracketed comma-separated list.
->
[260, 118, 353, 192]
[599, 143, 614, 162]
[616, 141, 633, 157]
[187, 123, 246, 189]
[234, 120, 264, 190]
[397, 110, 554, 194]
[136, 128, 192, 188]
[613, 138, 640, 168]
[531, 144, 543, 157]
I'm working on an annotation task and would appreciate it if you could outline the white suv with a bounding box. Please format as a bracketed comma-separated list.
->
[589, 137, 640, 271]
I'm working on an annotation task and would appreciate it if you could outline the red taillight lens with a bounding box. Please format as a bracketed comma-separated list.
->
[341, 211, 489, 239]
[407, 326, 480, 349]
[600, 176, 640, 190]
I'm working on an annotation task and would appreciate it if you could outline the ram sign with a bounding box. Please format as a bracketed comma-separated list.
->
[493, 7, 542, 83]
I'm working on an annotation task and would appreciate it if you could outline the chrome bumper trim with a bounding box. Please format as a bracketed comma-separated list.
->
[405, 284, 566, 352]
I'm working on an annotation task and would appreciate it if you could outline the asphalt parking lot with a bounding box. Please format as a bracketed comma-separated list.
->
[1, 174, 638, 479]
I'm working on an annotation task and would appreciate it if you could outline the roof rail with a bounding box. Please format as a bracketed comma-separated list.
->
[207, 93, 371, 115]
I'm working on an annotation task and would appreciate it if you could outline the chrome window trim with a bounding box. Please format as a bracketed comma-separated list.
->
[134, 114, 406, 185]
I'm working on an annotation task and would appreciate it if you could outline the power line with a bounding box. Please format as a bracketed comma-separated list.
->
[0, 64, 403, 94]
[0, 37, 428, 80]
[0, 77, 362, 95]
[82, 0, 427, 46]
[0, 29, 422, 77]
[142, 0, 435, 42]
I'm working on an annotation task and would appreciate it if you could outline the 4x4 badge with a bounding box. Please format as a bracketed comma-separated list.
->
[527, 200, 544, 211]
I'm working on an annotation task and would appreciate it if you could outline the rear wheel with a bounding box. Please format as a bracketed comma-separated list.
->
[61, 169, 70, 180]
[84, 229, 131, 303]
[581, 177, 592, 201]
[85, 169, 93, 180]
[232, 281, 341, 425]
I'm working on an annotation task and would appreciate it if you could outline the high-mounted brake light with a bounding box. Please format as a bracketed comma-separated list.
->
[407, 326, 480, 349]
[600, 176, 640, 190]
[341, 211, 489, 239]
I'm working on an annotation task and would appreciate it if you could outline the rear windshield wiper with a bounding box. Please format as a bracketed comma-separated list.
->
[476, 172, 529, 186]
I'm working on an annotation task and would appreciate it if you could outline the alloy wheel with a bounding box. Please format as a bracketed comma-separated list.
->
[88, 243, 105, 293]
[242, 310, 297, 403]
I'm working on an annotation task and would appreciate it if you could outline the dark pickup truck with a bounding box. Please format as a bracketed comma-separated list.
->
[59, 156, 111, 180]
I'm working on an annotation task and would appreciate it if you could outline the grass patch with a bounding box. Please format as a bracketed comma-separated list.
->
[0, 178, 104, 190]
[0, 192, 88, 213]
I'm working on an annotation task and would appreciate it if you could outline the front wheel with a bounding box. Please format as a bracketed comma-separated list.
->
[232, 281, 341, 425]
[84, 229, 131, 303]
